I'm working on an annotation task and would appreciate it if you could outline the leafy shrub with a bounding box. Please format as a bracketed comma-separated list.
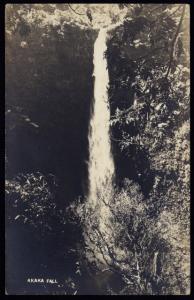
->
[5, 172, 65, 235]
[70, 179, 190, 295]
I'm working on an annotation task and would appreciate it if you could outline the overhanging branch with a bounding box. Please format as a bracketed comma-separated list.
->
[68, 4, 86, 16]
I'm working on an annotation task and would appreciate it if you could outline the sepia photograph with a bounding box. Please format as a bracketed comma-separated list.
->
[5, 3, 190, 295]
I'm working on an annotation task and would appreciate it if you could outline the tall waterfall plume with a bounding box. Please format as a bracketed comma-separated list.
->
[88, 28, 115, 213]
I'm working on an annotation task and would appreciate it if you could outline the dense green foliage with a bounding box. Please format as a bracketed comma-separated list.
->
[105, 4, 190, 294]
[5, 173, 63, 234]
[107, 3, 190, 224]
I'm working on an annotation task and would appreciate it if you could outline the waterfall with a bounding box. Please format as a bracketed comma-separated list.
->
[83, 27, 120, 266]
[88, 28, 115, 212]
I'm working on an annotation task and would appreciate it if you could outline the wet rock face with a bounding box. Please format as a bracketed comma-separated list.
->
[6, 24, 98, 206]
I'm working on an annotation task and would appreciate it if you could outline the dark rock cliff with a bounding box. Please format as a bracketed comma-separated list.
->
[6, 24, 98, 206]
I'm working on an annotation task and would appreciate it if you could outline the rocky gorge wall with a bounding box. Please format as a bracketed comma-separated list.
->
[6, 19, 97, 207]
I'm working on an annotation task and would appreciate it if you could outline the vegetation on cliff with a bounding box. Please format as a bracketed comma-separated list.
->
[105, 4, 190, 294]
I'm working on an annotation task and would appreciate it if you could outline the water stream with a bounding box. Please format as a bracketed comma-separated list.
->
[88, 28, 115, 222]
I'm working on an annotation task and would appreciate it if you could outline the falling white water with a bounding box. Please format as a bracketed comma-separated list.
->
[88, 28, 115, 218]
[84, 24, 125, 266]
